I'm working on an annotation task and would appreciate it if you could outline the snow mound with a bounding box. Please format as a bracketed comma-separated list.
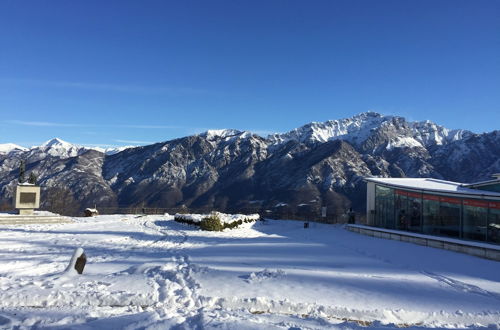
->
[244, 269, 286, 283]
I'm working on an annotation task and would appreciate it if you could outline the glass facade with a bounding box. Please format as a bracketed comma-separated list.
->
[422, 194, 440, 235]
[395, 190, 408, 230]
[373, 184, 500, 245]
[462, 200, 488, 241]
[487, 202, 500, 244]
[408, 192, 422, 232]
[375, 185, 394, 228]
[438, 197, 461, 238]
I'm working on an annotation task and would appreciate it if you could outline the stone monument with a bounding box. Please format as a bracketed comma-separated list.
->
[14, 184, 41, 215]
[0, 161, 72, 224]
[13, 160, 40, 215]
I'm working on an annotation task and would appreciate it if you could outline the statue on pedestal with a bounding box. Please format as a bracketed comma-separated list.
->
[18, 160, 26, 184]
[14, 160, 40, 215]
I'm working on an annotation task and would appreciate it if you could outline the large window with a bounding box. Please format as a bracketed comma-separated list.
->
[463, 200, 488, 241]
[487, 202, 500, 244]
[438, 197, 461, 238]
[408, 192, 422, 233]
[375, 185, 394, 229]
[395, 190, 409, 231]
[423, 194, 440, 235]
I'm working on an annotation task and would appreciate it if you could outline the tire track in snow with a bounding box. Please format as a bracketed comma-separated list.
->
[421, 271, 500, 301]
[130, 215, 188, 248]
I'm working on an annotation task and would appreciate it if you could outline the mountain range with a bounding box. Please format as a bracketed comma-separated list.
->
[1, 112, 499, 216]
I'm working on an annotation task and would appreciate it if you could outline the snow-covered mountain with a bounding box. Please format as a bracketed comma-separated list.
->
[0, 112, 498, 215]
[0, 143, 27, 154]
[35, 138, 88, 159]
[199, 129, 252, 141]
[268, 112, 470, 149]
[0, 138, 133, 158]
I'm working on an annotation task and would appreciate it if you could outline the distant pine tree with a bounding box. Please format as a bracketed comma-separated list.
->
[28, 172, 38, 185]
[18, 160, 25, 183]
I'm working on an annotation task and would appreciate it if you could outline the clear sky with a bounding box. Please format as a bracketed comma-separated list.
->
[0, 0, 499, 147]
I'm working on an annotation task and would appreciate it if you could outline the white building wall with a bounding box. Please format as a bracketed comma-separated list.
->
[366, 181, 376, 225]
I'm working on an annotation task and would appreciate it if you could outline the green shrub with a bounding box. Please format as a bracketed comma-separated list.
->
[223, 220, 240, 229]
[200, 214, 224, 231]
[175, 213, 259, 231]
[174, 215, 198, 226]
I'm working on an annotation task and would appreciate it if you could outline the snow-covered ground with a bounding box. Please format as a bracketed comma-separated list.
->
[0, 215, 499, 329]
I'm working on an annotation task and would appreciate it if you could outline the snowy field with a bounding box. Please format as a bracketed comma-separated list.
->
[0, 215, 499, 329]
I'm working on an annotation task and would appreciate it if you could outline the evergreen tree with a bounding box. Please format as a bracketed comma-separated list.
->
[28, 172, 38, 185]
[18, 160, 25, 183]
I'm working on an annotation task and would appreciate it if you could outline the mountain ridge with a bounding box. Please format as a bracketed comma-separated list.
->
[0, 112, 478, 153]
[0, 112, 497, 216]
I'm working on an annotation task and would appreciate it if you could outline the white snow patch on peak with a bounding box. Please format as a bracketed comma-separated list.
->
[41, 138, 74, 148]
[268, 111, 388, 145]
[386, 136, 424, 150]
[200, 129, 251, 140]
[411, 121, 471, 146]
[268, 111, 471, 148]
[102, 146, 134, 155]
[35, 138, 89, 159]
[0, 143, 27, 154]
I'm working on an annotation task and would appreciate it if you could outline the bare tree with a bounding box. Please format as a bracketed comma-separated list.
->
[323, 190, 351, 219]
[42, 186, 80, 216]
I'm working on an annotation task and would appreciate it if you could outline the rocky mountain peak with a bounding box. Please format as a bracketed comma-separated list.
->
[269, 112, 473, 153]
[40, 138, 74, 148]
[268, 112, 392, 146]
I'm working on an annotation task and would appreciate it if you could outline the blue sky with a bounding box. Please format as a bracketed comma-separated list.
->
[0, 0, 498, 147]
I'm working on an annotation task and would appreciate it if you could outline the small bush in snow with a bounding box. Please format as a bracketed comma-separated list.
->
[174, 212, 260, 231]
[174, 214, 197, 226]
[200, 214, 224, 231]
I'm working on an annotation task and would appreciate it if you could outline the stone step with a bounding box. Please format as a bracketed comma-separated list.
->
[0, 216, 73, 225]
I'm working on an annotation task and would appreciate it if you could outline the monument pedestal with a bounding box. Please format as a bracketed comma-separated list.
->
[0, 185, 73, 225]
[0, 212, 73, 225]
[14, 184, 40, 215]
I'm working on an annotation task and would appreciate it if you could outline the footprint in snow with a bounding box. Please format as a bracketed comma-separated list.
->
[240, 268, 286, 283]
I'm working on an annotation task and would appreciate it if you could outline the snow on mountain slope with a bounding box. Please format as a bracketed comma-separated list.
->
[91, 146, 135, 155]
[268, 112, 386, 145]
[411, 120, 471, 146]
[0, 113, 494, 213]
[0, 138, 133, 160]
[35, 138, 89, 159]
[199, 129, 252, 142]
[0, 143, 27, 154]
[385, 136, 424, 150]
[40, 137, 74, 149]
[268, 112, 471, 149]
[0, 113, 470, 158]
